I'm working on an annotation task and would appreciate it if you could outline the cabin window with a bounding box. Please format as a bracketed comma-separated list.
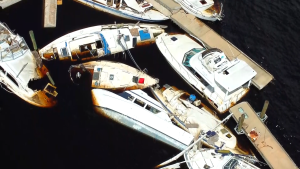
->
[200, 0, 207, 5]
[145, 105, 160, 114]
[182, 48, 203, 67]
[128, 95, 135, 101]
[61, 47, 68, 56]
[109, 74, 114, 80]
[93, 72, 100, 80]
[96, 40, 103, 49]
[7, 73, 18, 87]
[0, 66, 4, 73]
[220, 128, 228, 134]
[226, 134, 232, 138]
[223, 158, 238, 169]
[134, 98, 145, 107]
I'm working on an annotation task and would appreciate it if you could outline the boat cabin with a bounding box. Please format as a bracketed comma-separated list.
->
[118, 90, 172, 123]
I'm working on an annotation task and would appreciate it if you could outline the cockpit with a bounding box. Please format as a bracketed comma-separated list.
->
[201, 48, 229, 73]
[0, 25, 28, 62]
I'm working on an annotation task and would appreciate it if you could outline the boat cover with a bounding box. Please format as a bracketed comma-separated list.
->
[139, 30, 150, 41]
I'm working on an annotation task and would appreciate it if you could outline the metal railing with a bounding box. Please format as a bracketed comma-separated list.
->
[0, 37, 29, 62]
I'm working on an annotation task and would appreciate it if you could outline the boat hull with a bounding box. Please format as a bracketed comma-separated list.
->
[75, 0, 169, 22]
[69, 61, 159, 91]
[94, 106, 189, 150]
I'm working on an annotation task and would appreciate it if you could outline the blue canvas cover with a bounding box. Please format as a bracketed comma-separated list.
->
[139, 30, 151, 41]
[100, 33, 111, 55]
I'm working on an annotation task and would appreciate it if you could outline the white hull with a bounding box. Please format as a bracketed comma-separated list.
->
[0, 22, 57, 107]
[75, 0, 169, 22]
[184, 148, 260, 169]
[175, 0, 223, 21]
[151, 85, 238, 153]
[39, 23, 165, 61]
[92, 89, 194, 150]
[155, 33, 256, 113]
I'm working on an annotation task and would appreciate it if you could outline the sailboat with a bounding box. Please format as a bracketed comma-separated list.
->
[151, 84, 243, 154]
[175, 0, 223, 21]
[74, 0, 169, 22]
[156, 33, 257, 113]
[0, 21, 57, 108]
[39, 23, 166, 61]
[69, 60, 159, 91]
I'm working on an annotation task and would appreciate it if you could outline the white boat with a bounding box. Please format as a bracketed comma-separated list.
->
[174, 0, 223, 21]
[0, 22, 58, 108]
[151, 84, 241, 154]
[39, 23, 166, 61]
[184, 148, 260, 169]
[155, 33, 257, 113]
[69, 60, 159, 91]
[92, 88, 194, 150]
[75, 0, 169, 22]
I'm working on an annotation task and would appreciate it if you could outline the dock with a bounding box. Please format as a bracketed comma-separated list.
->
[147, 0, 273, 90]
[44, 0, 57, 28]
[229, 102, 298, 169]
[0, 0, 22, 9]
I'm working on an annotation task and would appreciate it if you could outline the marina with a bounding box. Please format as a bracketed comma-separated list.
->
[0, 0, 299, 169]
[148, 0, 274, 90]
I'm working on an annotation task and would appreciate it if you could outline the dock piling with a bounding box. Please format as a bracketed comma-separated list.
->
[29, 30, 38, 51]
[234, 113, 246, 135]
[46, 72, 55, 85]
[257, 100, 269, 122]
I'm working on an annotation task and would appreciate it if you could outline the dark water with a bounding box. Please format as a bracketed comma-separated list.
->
[0, 0, 300, 168]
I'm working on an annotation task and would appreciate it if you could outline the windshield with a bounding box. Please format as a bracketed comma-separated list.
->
[182, 48, 204, 67]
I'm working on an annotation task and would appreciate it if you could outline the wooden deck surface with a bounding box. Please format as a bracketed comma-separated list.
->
[229, 102, 298, 169]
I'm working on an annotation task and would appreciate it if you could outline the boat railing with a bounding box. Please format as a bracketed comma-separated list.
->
[0, 37, 29, 62]
[177, 0, 222, 19]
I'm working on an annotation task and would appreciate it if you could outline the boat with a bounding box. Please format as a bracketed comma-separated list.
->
[74, 0, 169, 22]
[174, 0, 223, 21]
[0, 22, 58, 108]
[39, 23, 166, 61]
[155, 33, 257, 113]
[151, 84, 242, 154]
[184, 148, 260, 169]
[91, 88, 195, 150]
[69, 60, 159, 91]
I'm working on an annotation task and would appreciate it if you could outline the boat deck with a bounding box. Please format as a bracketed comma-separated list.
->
[44, 0, 57, 28]
[229, 102, 298, 169]
[148, 0, 273, 90]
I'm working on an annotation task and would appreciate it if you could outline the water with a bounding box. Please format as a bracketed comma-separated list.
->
[1, 0, 300, 168]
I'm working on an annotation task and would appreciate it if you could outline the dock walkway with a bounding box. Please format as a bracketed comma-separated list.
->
[0, 0, 22, 9]
[44, 0, 57, 28]
[229, 102, 298, 169]
[147, 0, 273, 90]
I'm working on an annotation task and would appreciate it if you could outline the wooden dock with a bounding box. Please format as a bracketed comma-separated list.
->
[229, 102, 298, 169]
[44, 0, 57, 28]
[0, 0, 22, 9]
[147, 0, 273, 90]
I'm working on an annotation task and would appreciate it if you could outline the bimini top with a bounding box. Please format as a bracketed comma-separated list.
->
[186, 48, 257, 92]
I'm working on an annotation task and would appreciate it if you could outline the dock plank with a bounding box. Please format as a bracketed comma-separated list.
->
[230, 102, 298, 169]
[44, 0, 57, 28]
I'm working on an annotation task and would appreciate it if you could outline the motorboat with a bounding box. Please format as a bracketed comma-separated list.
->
[151, 84, 242, 154]
[69, 60, 159, 91]
[91, 88, 194, 150]
[74, 0, 169, 22]
[184, 148, 260, 169]
[0, 22, 58, 108]
[155, 33, 257, 113]
[39, 23, 166, 61]
[175, 0, 223, 21]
